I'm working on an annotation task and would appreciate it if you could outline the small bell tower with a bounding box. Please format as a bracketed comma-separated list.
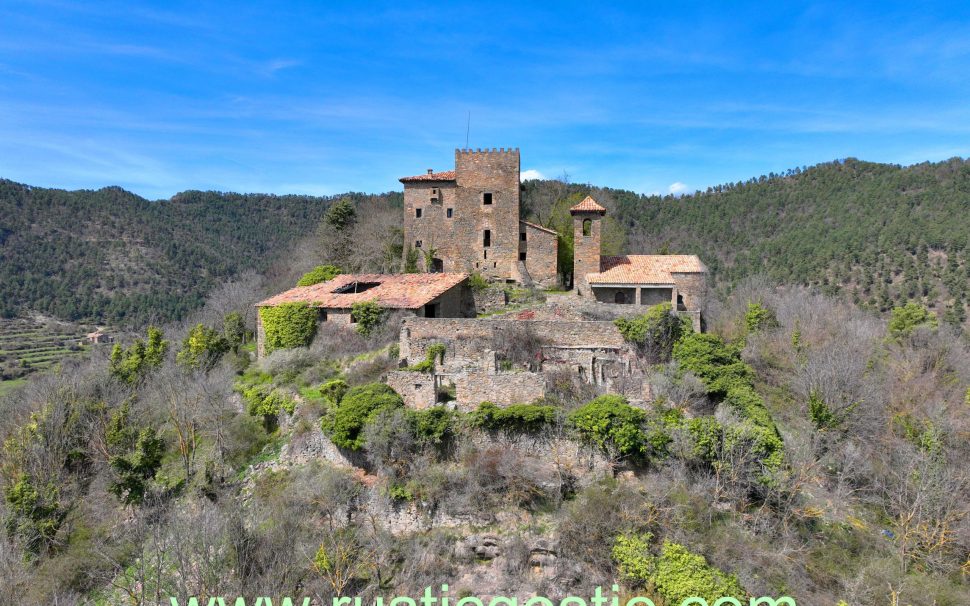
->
[570, 196, 606, 296]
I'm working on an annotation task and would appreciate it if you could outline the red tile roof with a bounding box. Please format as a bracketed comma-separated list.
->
[587, 255, 706, 285]
[569, 195, 607, 214]
[519, 220, 558, 235]
[399, 170, 457, 183]
[257, 273, 468, 309]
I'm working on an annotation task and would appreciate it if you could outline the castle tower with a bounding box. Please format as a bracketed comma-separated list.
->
[570, 195, 607, 296]
[399, 148, 558, 287]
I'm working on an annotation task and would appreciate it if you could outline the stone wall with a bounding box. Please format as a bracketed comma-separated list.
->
[453, 371, 546, 410]
[673, 271, 707, 328]
[520, 221, 559, 289]
[471, 284, 509, 314]
[400, 317, 627, 370]
[386, 371, 438, 409]
[402, 180, 459, 272]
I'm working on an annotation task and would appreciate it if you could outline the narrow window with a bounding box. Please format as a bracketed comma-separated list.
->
[432, 188, 438, 195]
[415, 240, 422, 248]
[484, 250, 488, 259]
[483, 229, 491, 247]
[446, 208, 453, 218]
[519, 251, 527, 261]
[483, 192, 493, 205]
[520, 232, 526, 242]
[493, 262, 497, 268]
[415, 208, 422, 218]
[583, 219, 592, 237]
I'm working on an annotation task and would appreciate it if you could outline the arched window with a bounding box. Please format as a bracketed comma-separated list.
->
[582, 219, 592, 237]
[615, 291, 627, 304]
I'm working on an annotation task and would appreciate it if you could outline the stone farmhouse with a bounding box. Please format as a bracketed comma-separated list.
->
[255, 148, 709, 409]
[255, 273, 475, 357]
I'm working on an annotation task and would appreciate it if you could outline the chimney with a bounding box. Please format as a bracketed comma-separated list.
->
[427, 169, 433, 174]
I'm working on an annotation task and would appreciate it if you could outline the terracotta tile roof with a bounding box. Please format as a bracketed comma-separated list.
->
[519, 220, 558, 236]
[399, 170, 457, 183]
[257, 273, 468, 309]
[587, 255, 706, 285]
[569, 195, 607, 214]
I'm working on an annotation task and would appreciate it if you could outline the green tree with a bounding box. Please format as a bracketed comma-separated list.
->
[108, 427, 165, 505]
[888, 302, 938, 339]
[325, 198, 357, 230]
[223, 311, 247, 350]
[176, 323, 230, 371]
[109, 326, 169, 384]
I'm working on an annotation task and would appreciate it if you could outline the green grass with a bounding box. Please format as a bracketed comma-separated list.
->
[0, 378, 27, 396]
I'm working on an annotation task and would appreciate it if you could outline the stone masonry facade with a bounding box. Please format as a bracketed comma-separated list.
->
[391, 316, 648, 410]
[401, 149, 559, 288]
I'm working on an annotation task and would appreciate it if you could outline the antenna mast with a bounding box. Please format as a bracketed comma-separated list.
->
[465, 111, 470, 149]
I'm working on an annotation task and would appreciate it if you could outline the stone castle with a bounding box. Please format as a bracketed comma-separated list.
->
[257, 147, 709, 408]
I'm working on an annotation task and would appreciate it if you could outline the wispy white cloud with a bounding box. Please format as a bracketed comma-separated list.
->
[668, 182, 689, 195]
[520, 169, 544, 180]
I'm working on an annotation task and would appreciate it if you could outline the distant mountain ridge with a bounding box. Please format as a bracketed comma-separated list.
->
[0, 179, 399, 325]
[2, 156, 969, 327]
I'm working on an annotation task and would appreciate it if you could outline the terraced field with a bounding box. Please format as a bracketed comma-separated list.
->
[0, 317, 96, 389]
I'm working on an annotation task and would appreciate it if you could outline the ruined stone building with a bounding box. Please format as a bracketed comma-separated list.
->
[400, 148, 559, 288]
[388, 316, 650, 411]
[570, 195, 707, 331]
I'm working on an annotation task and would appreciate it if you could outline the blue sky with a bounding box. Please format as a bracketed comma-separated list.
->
[1, 1, 969, 200]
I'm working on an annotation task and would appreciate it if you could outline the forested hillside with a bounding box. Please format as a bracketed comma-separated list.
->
[523, 157, 970, 327]
[4, 156, 970, 329]
[0, 180, 400, 325]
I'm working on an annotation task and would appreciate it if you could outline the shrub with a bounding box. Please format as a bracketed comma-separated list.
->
[470, 401, 558, 433]
[176, 323, 230, 371]
[322, 383, 404, 450]
[568, 395, 647, 459]
[615, 302, 692, 362]
[410, 406, 458, 446]
[612, 532, 655, 587]
[4, 474, 65, 557]
[259, 303, 318, 353]
[684, 416, 723, 464]
[319, 378, 349, 404]
[744, 301, 779, 332]
[297, 264, 342, 287]
[672, 333, 753, 396]
[888, 302, 938, 339]
[351, 300, 386, 337]
[652, 541, 746, 605]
